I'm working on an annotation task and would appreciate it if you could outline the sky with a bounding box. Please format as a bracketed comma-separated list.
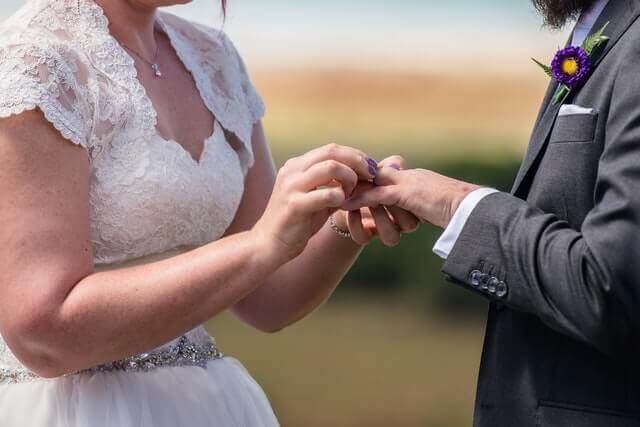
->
[1, 0, 571, 73]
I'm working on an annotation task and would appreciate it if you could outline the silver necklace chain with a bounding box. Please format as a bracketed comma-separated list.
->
[121, 35, 163, 78]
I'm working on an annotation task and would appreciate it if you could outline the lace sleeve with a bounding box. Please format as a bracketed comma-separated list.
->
[0, 43, 93, 150]
[218, 32, 266, 125]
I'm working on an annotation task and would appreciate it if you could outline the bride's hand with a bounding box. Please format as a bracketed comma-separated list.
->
[252, 143, 377, 261]
[333, 155, 420, 246]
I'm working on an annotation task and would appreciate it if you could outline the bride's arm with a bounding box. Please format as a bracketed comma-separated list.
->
[0, 111, 371, 378]
[226, 122, 413, 332]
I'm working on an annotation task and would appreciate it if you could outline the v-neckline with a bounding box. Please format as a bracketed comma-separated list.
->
[156, 121, 218, 167]
[93, 1, 217, 166]
[153, 14, 217, 165]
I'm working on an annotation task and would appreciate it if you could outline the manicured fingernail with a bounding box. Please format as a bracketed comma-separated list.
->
[389, 163, 401, 170]
[367, 158, 378, 177]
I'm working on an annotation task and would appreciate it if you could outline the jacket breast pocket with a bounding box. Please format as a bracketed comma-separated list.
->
[537, 401, 640, 427]
[549, 112, 598, 144]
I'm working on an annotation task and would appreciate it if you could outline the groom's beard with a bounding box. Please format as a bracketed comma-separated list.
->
[531, 0, 598, 29]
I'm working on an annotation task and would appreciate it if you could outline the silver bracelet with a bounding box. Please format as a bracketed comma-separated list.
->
[328, 214, 352, 239]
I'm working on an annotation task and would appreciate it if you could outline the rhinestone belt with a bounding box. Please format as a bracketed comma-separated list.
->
[0, 334, 224, 385]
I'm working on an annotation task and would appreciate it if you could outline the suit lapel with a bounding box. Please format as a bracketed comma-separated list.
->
[510, 0, 640, 196]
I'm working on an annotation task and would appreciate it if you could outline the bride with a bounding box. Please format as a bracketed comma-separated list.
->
[0, 0, 417, 425]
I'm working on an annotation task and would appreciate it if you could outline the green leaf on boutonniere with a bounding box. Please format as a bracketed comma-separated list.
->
[582, 21, 610, 56]
[532, 57, 553, 78]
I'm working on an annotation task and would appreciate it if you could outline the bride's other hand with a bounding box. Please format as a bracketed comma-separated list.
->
[251, 143, 376, 261]
[335, 155, 419, 247]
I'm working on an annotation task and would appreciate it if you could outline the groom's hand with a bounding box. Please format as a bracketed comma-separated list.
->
[342, 167, 480, 229]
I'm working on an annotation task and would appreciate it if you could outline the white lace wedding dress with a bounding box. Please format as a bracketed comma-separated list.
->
[0, 0, 279, 425]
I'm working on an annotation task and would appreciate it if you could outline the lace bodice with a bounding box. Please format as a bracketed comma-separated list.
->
[0, 0, 265, 376]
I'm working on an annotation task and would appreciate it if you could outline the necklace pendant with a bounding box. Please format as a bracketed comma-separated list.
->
[151, 63, 162, 78]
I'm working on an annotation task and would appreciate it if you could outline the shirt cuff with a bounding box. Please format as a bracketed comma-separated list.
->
[432, 187, 500, 259]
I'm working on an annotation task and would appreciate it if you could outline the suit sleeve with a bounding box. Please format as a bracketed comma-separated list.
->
[433, 187, 500, 259]
[441, 52, 640, 359]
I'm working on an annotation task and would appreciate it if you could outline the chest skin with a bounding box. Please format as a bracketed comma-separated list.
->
[132, 27, 215, 164]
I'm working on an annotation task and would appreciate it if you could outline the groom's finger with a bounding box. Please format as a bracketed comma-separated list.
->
[379, 155, 406, 170]
[342, 185, 399, 210]
[373, 166, 401, 186]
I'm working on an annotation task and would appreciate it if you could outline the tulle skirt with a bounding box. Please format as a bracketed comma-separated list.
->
[0, 356, 279, 426]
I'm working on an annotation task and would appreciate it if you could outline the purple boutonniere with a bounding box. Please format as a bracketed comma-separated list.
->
[533, 22, 610, 105]
[550, 46, 591, 88]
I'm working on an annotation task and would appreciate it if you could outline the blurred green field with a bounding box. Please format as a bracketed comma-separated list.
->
[207, 297, 485, 427]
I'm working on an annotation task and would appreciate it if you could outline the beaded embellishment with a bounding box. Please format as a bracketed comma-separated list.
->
[0, 334, 224, 385]
[0, 367, 40, 385]
[82, 335, 224, 374]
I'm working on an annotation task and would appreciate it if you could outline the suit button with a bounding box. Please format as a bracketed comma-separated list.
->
[487, 277, 499, 294]
[496, 281, 508, 298]
[479, 274, 490, 292]
[469, 270, 482, 287]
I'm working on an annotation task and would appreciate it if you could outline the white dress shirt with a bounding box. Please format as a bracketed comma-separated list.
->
[432, 0, 609, 259]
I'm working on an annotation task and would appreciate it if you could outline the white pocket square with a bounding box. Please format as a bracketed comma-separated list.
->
[558, 104, 595, 116]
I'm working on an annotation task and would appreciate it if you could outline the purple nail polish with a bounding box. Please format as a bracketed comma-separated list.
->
[389, 163, 401, 170]
[367, 157, 378, 177]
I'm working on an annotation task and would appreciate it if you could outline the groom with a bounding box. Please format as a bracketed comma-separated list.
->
[345, 0, 640, 425]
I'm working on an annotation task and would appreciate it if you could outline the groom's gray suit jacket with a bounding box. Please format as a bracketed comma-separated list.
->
[442, 1, 640, 425]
